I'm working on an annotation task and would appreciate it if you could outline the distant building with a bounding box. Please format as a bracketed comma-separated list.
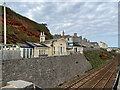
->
[98, 41, 108, 49]
[53, 31, 97, 54]
[53, 34, 62, 39]
[90, 42, 100, 48]
[53, 31, 91, 48]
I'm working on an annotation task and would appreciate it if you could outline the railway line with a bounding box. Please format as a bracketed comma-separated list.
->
[59, 56, 118, 89]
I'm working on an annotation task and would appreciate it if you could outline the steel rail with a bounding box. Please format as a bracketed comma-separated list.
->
[66, 60, 114, 89]
[101, 68, 117, 90]
[90, 62, 117, 90]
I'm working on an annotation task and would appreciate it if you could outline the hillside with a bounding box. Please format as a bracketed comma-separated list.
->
[84, 49, 116, 69]
[0, 6, 53, 44]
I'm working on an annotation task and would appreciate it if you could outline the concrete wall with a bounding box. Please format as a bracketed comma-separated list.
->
[0, 50, 21, 60]
[2, 54, 92, 88]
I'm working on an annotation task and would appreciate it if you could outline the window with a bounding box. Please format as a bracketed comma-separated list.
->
[41, 38, 43, 42]
[41, 50, 43, 55]
[60, 47, 62, 54]
[74, 48, 77, 52]
[39, 50, 41, 57]
[23, 48, 26, 58]
[54, 47, 55, 54]
[44, 50, 45, 54]
[30, 49, 32, 58]
[27, 49, 29, 58]
[68, 38, 69, 41]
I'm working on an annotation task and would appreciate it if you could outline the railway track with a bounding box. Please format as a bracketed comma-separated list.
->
[89, 62, 117, 90]
[59, 57, 118, 89]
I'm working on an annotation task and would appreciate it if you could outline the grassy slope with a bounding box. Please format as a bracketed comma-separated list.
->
[0, 6, 53, 44]
[84, 49, 116, 69]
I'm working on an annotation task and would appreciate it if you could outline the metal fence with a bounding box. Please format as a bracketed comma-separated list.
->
[112, 69, 120, 90]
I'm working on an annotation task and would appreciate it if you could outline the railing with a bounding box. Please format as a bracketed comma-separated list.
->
[0, 49, 21, 60]
[0, 44, 21, 60]
[112, 67, 120, 90]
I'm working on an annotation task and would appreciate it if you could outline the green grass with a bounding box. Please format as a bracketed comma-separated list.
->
[56, 81, 67, 87]
[84, 49, 116, 69]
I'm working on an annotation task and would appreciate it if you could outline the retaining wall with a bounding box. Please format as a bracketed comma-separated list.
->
[2, 54, 92, 88]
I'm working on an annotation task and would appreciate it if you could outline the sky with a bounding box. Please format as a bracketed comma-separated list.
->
[0, 2, 118, 47]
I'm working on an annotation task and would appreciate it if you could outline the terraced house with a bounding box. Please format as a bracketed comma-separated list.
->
[23, 32, 68, 57]
[39, 32, 68, 56]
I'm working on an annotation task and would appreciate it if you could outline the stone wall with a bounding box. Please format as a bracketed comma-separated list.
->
[2, 54, 92, 88]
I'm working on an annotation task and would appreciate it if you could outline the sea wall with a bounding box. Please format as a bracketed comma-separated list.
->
[2, 54, 92, 88]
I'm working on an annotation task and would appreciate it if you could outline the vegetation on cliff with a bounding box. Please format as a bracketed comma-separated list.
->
[0, 6, 53, 44]
[84, 49, 116, 69]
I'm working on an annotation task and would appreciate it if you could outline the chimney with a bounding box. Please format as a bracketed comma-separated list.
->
[40, 32, 45, 42]
[62, 30, 64, 36]
[74, 33, 77, 37]
[79, 36, 82, 40]
[41, 32, 42, 35]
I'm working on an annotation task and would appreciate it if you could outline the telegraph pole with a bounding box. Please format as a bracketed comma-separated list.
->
[4, 1, 6, 45]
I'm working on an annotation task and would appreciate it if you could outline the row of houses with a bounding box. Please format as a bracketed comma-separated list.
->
[0, 32, 110, 59]
[53, 31, 108, 49]
[0, 32, 70, 58]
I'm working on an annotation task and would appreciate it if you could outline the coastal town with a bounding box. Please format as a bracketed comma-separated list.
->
[0, 1, 120, 90]
[0, 31, 119, 60]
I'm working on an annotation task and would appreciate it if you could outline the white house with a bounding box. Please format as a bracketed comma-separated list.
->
[98, 41, 108, 49]
[26, 42, 49, 57]
[16, 43, 34, 58]
[39, 32, 68, 56]
[107, 48, 113, 52]
[67, 46, 83, 54]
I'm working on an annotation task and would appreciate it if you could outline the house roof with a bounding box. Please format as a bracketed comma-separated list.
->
[63, 35, 72, 38]
[26, 42, 49, 48]
[90, 42, 99, 45]
[41, 38, 68, 44]
[15, 43, 32, 48]
[53, 34, 72, 38]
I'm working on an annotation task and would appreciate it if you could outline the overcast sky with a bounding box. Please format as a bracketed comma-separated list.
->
[0, 2, 118, 47]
